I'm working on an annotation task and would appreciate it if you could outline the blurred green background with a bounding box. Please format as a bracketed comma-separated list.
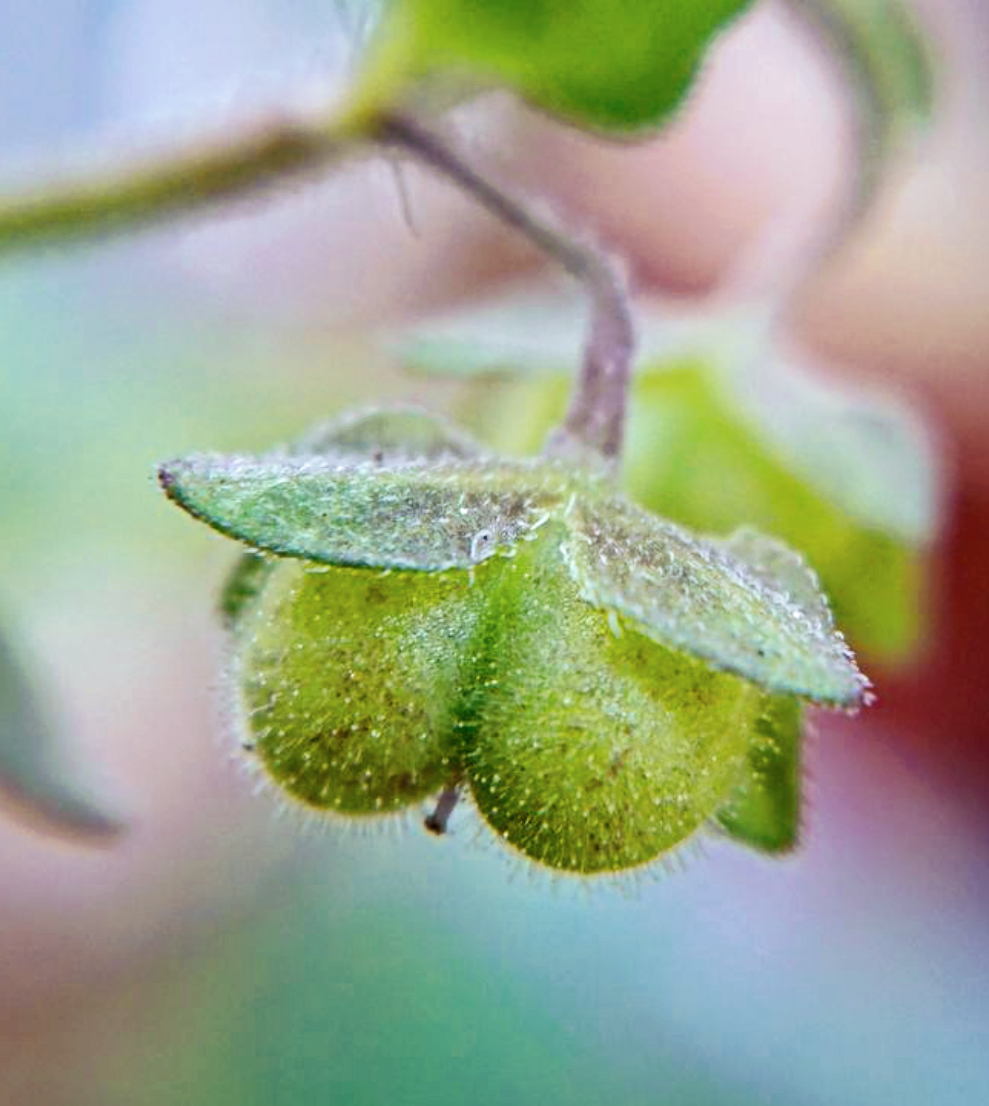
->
[2, 2, 988, 1104]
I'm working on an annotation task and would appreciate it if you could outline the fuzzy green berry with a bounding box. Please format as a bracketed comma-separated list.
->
[160, 407, 865, 874]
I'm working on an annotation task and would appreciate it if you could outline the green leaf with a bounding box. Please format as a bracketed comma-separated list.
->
[220, 550, 273, 627]
[728, 351, 936, 547]
[563, 496, 867, 706]
[165, 418, 866, 707]
[465, 527, 762, 873]
[160, 455, 567, 571]
[627, 359, 935, 660]
[714, 696, 802, 853]
[293, 404, 484, 462]
[220, 406, 485, 626]
[0, 619, 123, 841]
[720, 526, 836, 624]
[394, 290, 937, 660]
[233, 559, 483, 814]
[376, 0, 754, 133]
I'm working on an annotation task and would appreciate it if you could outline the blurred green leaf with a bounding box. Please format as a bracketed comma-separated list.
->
[714, 695, 801, 852]
[219, 551, 273, 628]
[392, 285, 726, 378]
[375, 0, 754, 132]
[623, 357, 935, 661]
[294, 403, 485, 461]
[0, 616, 123, 841]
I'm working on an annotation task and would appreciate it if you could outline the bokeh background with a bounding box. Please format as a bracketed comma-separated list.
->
[1, 1, 987, 1103]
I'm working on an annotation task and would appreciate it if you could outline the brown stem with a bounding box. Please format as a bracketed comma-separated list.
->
[424, 784, 461, 835]
[377, 114, 635, 467]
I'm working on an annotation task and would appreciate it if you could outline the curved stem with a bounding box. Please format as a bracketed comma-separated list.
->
[377, 114, 634, 467]
[0, 104, 370, 253]
[786, 0, 887, 248]
[787, 0, 931, 224]
[732, 0, 933, 311]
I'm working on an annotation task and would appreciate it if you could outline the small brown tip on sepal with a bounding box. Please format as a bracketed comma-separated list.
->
[424, 784, 461, 836]
[157, 463, 177, 493]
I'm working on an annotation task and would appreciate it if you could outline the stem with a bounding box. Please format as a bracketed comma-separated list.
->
[0, 104, 369, 253]
[732, 0, 932, 310]
[786, 0, 921, 229]
[0, 93, 635, 463]
[377, 114, 635, 466]
[424, 784, 461, 835]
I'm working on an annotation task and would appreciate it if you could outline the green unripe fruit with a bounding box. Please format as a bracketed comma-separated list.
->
[464, 531, 760, 873]
[234, 560, 478, 814]
[161, 406, 865, 874]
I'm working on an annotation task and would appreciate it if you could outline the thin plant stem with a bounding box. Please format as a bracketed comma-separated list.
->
[0, 104, 370, 253]
[424, 784, 461, 835]
[0, 92, 636, 464]
[377, 114, 635, 467]
[786, 0, 907, 230]
[727, 0, 932, 315]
